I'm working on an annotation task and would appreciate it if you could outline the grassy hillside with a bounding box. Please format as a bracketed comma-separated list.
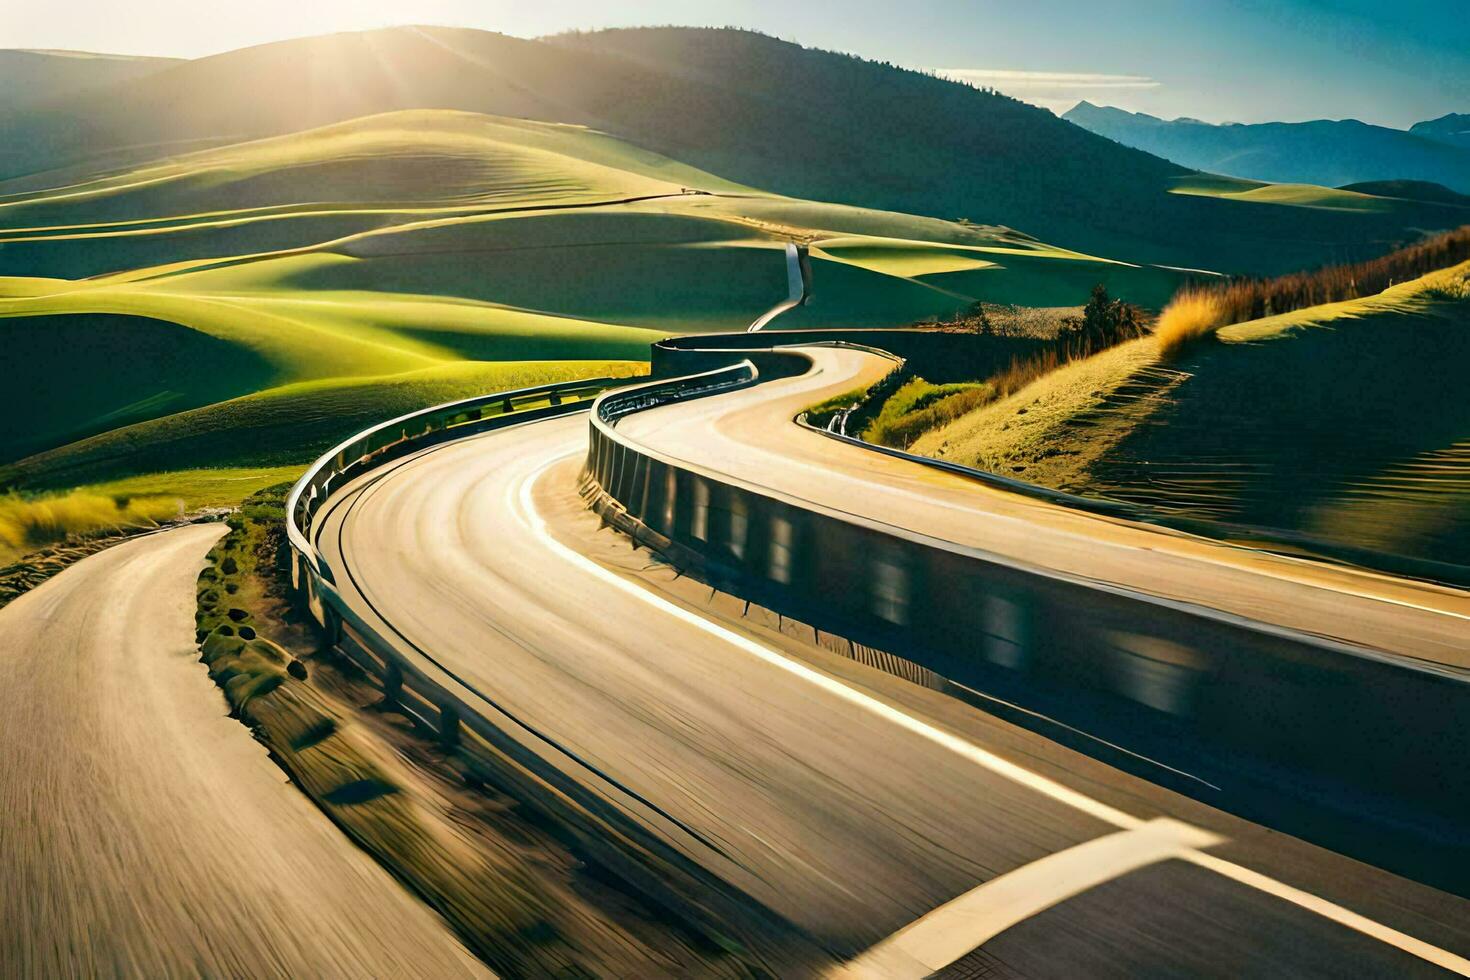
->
[0, 109, 1188, 346]
[0, 312, 276, 461]
[549, 28, 1470, 274]
[3, 26, 1462, 277]
[1168, 174, 1405, 212]
[1340, 180, 1470, 208]
[0, 360, 646, 497]
[0, 108, 1189, 518]
[909, 262, 1470, 571]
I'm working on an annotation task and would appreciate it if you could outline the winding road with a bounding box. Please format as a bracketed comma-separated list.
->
[0, 525, 486, 978]
[309, 347, 1470, 976]
[618, 346, 1469, 666]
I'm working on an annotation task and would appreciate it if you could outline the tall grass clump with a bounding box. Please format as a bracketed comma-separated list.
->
[864, 379, 993, 447]
[0, 490, 181, 560]
[1155, 289, 1228, 358]
[1421, 264, 1470, 302]
[1156, 225, 1470, 358]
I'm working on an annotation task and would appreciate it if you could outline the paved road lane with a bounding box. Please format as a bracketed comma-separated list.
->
[0, 525, 487, 979]
[313, 413, 1470, 975]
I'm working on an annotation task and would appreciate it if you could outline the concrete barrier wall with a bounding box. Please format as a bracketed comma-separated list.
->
[583, 354, 1470, 886]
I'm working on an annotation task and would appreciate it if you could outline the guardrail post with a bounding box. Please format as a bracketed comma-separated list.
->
[981, 594, 1027, 670]
[382, 660, 403, 707]
[438, 701, 461, 750]
[689, 477, 711, 542]
[322, 605, 343, 646]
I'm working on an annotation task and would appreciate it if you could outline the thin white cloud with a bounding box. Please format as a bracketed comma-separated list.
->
[929, 68, 1161, 114]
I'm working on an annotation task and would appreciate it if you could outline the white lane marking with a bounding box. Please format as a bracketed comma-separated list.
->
[841, 819, 1223, 978]
[515, 451, 1470, 976]
[1183, 851, 1470, 974]
[513, 450, 1142, 832]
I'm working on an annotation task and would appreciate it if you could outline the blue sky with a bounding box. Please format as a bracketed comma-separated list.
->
[6, 0, 1466, 127]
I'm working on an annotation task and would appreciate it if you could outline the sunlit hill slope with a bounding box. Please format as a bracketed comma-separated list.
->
[0, 108, 1184, 506]
[2, 26, 1464, 275]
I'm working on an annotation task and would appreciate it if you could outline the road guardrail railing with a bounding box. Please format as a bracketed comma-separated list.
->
[285, 375, 627, 729]
[280, 371, 788, 942]
[581, 341, 1470, 891]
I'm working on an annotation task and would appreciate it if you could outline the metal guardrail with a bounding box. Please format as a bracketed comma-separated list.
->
[285, 375, 630, 696]
[287, 377, 619, 584]
[581, 343, 1470, 892]
[277, 371, 798, 945]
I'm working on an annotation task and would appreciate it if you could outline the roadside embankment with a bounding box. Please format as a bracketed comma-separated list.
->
[906, 262, 1470, 577]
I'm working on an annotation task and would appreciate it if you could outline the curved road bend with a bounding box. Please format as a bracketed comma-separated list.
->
[0, 525, 486, 979]
[314, 412, 1470, 975]
[619, 346, 1469, 666]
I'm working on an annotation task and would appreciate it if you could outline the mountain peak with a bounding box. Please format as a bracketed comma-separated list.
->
[1065, 105, 1470, 191]
[1410, 113, 1470, 150]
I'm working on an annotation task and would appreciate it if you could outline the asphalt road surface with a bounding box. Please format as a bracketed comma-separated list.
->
[313, 385, 1470, 976]
[0, 525, 487, 978]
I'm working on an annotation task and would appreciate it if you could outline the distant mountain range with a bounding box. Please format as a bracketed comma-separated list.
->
[1064, 102, 1470, 194]
[1411, 113, 1470, 150]
[0, 49, 179, 112]
[1, 28, 1463, 278]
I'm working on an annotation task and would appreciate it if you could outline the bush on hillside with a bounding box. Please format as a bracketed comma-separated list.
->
[1057, 284, 1149, 359]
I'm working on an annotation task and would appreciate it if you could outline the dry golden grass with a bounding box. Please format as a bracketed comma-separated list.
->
[1155, 225, 1470, 359]
[1154, 289, 1228, 359]
[0, 490, 180, 561]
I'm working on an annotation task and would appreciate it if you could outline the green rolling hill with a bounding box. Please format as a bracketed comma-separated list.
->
[2, 25, 1464, 547]
[0, 107, 1188, 506]
[2, 25, 1463, 276]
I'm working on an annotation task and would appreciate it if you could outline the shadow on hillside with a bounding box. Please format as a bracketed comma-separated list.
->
[1088, 303, 1470, 569]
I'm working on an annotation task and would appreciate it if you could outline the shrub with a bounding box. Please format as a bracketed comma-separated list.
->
[1057, 284, 1149, 358]
[1155, 289, 1228, 359]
